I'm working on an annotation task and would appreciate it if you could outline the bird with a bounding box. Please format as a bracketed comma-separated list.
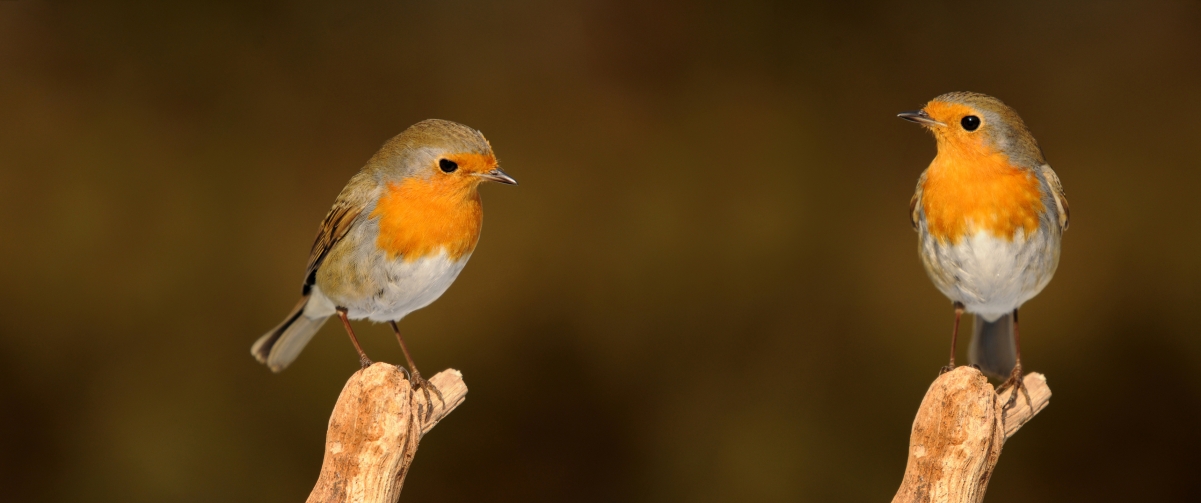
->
[898, 92, 1068, 408]
[251, 119, 516, 405]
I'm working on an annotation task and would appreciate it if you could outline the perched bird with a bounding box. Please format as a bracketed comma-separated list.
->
[252, 119, 516, 404]
[899, 92, 1068, 406]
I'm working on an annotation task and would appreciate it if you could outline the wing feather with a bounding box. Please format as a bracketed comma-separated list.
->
[1039, 165, 1069, 232]
[302, 200, 362, 294]
[909, 172, 926, 230]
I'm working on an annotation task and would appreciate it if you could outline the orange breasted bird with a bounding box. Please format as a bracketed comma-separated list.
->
[898, 92, 1068, 406]
[251, 119, 516, 403]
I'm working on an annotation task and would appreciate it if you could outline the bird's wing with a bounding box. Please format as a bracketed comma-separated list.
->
[303, 199, 363, 294]
[909, 172, 926, 230]
[1040, 164, 1070, 232]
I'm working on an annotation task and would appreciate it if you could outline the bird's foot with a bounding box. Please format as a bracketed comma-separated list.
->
[942, 364, 982, 375]
[997, 363, 1032, 412]
[409, 368, 445, 422]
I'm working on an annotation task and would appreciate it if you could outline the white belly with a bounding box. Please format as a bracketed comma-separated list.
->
[305, 251, 469, 322]
[918, 228, 1059, 321]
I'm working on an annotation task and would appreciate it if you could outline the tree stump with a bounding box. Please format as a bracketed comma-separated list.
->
[892, 367, 1051, 503]
[307, 363, 468, 503]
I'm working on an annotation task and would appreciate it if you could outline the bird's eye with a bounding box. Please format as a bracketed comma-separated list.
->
[439, 159, 458, 173]
[961, 115, 981, 131]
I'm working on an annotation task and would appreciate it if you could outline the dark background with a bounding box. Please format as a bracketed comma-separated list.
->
[2, 1, 1200, 501]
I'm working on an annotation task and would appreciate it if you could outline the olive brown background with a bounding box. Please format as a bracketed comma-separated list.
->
[2, 1, 1200, 501]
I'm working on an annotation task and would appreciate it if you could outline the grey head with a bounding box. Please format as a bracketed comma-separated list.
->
[362, 119, 512, 184]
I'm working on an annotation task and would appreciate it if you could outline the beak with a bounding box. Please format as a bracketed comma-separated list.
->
[478, 167, 518, 185]
[897, 109, 945, 127]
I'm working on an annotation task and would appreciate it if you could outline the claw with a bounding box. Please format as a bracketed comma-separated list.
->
[998, 363, 1033, 412]
[386, 321, 444, 421]
[939, 365, 955, 375]
[409, 369, 445, 423]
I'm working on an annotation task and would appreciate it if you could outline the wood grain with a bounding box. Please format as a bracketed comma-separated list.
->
[892, 367, 1051, 503]
[307, 363, 468, 503]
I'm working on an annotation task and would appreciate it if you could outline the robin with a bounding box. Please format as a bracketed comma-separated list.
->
[251, 119, 516, 405]
[898, 92, 1068, 408]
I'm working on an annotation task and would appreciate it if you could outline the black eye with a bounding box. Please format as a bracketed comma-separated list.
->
[961, 115, 981, 131]
[439, 159, 458, 173]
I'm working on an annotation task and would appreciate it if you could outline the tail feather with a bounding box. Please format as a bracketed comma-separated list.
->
[969, 313, 1017, 380]
[251, 296, 329, 373]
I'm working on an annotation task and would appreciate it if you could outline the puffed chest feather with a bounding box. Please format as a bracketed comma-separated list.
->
[313, 250, 470, 322]
[306, 211, 473, 322]
[917, 224, 1060, 320]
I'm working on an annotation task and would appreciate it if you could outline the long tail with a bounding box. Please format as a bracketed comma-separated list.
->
[251, 296, 330, 373]
[969, 313, 1017, 380]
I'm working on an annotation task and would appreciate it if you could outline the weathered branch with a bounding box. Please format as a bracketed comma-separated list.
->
[892, 367, 1051, 503]
[307, 363, 468, 503]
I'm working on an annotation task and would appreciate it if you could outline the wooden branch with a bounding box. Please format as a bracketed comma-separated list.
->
[307, 363, 468, 503]
[892, 367, 1051, 503]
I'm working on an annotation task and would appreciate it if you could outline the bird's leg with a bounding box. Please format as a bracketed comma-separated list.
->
[389, 321, 444, 419]
[940, 302, 966, 375]
[337, 307, 373, 368]
[998, 308, 1033, 411]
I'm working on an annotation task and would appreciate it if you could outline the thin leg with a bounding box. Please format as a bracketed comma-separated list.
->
[999, 308, 1032, 411]
[389, 320, 421, 377]
[940, 302, 966, 375]
[337, 307, 372, 368]
[389, 321, 444, 416]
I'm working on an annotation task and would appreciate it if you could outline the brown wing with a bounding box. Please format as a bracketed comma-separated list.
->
[302, 200, 362, 294]
[909, 172, 926, 230]
[1040, 165, 1070, 231]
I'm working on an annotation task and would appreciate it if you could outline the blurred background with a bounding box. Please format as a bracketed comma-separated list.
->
[2, 1, 1200, 501]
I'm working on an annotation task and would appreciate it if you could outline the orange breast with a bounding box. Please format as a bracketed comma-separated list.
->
[920, 151, 1045, 244]
[371, 177, 483, 262]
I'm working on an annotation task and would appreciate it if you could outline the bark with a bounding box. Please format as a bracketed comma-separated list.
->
[892, 367, 1051, 503]
[307, 363, 468, 503]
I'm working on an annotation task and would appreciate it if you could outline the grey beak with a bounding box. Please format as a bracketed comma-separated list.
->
[480, 167, 518, 185]
[897, 110, 945, 127]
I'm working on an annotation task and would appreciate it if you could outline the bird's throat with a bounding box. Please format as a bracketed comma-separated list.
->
[371, 178, 483, 262]
[921, 151, 1045, 244]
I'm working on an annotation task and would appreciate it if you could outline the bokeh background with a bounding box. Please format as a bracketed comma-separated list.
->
[2, 1, 1200, 501]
